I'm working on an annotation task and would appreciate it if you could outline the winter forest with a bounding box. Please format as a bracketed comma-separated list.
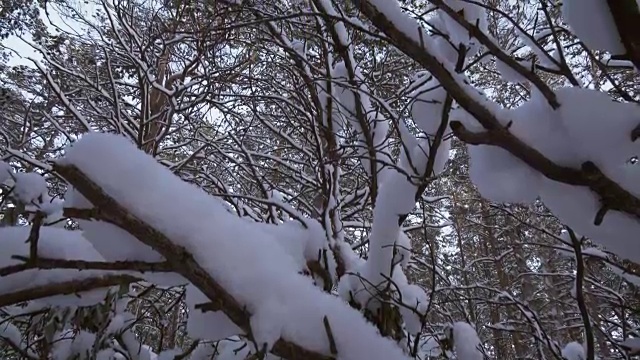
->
[1, 0, 640, 358]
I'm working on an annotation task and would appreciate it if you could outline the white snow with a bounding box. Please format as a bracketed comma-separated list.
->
[332, 61, 390, 175]
[185, 284, 241, 341]
[439, 0, 488, 56]
[0, 321, 22, 346]
[57, 132, 410, 360]
[452, 322, 483, 360]
[0, 226, 118, 307]
[395, 230, 412, 268]
[561, 0, 625, 54]
[365, 0, 436, 53]
[539, 178, 640, 263]
[561, 341, 585, 360]
[581, 247, 608, 258]
[459, 83, 640, 263]
[495, 58, 526, 83]
[393, 267, 428, 334]
[608, 265, 640, 286]
[0, 161, 12, 184]
[13, 172, 48, 204]
[510, 89, 579, 168]
[52, 330, 96, 360]
[433, 36, 459, 64]
[468, 144, 541, 204]
[157, 349, 181, 360]
[5, 0, 638, 355]
[523, 87, 640, 263]
[250, 298, 288, 351]
[621, 337, 640, 353]
[264, 219, 328, 272]
[65, 186, 187, 287]
[555, 87, 640, 197]
[190, 343, 220, 360]
[333, 122, 431, 331]
[410, 77, 450, 135]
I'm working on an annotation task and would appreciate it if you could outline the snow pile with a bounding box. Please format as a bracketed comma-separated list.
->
[184, 284, 241, 342]
[448, 322, 483, 360]
[52, 330, 96, 359]
[57, 132, 410, 360]
[0, 161, 12, 184]
[66, 186, 330, 288]
[440, 0, 488, 55]
[561, 0, 624, 54]
[263, 219, 332, 276]
[463, 86, 640, 263]
[409, 76, 450, 136]
[495, 58, 526, 83]
[608, 265, 640, 286]
[468, 89, 556, 204]
[427, 0, 488, 60]
[556, 88, 640, 194]
[337, 115, 439, 333]
[364, 0, 640, 264]
[620, 337, 640, 355]
[332, 61, 390, 175]
[0, 321, 25, 353]
[13, 172, 48, 204]
[0, 164, 65, 225]
[190, 343, 220, 360]
[561, 341, 585, 360]
[65, 187, 165, 262]
[332, 70, 456, 330]
[468, 144, 540, 204]
[543, 88, 640, 262]
[0, 226, 117, 308]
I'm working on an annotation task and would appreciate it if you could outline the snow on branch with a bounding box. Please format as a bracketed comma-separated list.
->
[357, 0, 640, 264]
[0, 225, 142, 308]
[0, 274, 136, 308]
[53, 132, 410, 360]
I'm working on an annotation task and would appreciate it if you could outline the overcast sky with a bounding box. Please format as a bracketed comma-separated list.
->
[1, 2, 92, 67]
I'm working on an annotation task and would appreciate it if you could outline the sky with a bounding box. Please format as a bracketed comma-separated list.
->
[3, 35, 40, 67]
[1, 2, 93, 67]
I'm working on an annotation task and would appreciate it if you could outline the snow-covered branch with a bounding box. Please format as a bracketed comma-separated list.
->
[53, 132, 411, 360]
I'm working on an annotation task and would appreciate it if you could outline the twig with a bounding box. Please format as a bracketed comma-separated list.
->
[323, 316, 338, 356]
[26, 212, 45, 264]
[0, 257, 173, 277]
[0, 274, 138, 307]
[568, 229, 595, 360]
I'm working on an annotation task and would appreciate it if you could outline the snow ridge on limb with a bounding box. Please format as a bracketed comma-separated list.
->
[54, 163, 330, 360]
[356, 0, 640, 258]
[54, 133, 410, 360]
[562, 0, 640, 71]
[603, 0, 640, 70]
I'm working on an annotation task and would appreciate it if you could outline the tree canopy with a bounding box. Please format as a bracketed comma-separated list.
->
[1, 0, 640, 359]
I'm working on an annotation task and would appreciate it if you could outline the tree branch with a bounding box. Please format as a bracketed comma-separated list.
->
[606, 0, 640, 70]
[568, 229, 595, 360]
[358, 0, 640, 222]
[0, 274, 138, 307]
[0, 257, 174, 277]
[450, 121, 640, 220]
[54, 163, 333, 360]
